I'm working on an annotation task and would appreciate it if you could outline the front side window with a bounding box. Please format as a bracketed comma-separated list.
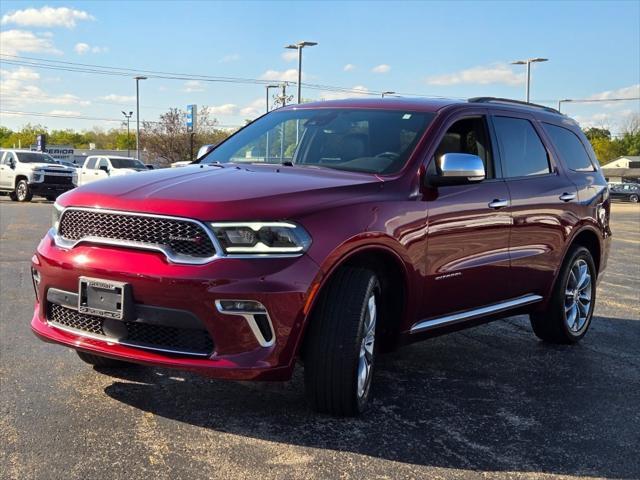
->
[201, 109, 435, 174]
[97, 158, 109, 169]
[85, 158, 97, 169]
[433, 116, 495, 178]
[493, 116, 551, 178]
[543, 123, 595, 172]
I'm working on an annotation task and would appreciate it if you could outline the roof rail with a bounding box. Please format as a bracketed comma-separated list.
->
[468, 97, 561, 114]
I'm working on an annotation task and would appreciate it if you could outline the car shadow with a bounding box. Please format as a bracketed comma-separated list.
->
[103, 315, 640, 478]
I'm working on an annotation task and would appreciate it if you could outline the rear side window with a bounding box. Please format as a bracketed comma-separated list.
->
[544, 123, 596, 172]
[493, 116, 551, 178]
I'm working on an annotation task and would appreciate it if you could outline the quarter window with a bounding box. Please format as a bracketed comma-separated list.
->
[493, 117, 551, 178]
[543, 123, 595, 172]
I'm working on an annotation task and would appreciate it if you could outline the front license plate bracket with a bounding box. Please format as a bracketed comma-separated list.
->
[78, 277, 133, 320]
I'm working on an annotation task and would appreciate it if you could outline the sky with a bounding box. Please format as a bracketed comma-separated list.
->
[1, 1, 639, 135]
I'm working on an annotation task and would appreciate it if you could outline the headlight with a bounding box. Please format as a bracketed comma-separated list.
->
[33, 172, 44, 182]
[209, 222, 311, 255]
[52, 202, 64, 232]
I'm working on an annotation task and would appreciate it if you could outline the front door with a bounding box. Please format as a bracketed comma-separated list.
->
[0, 152, 17, 189]
[421, 113, 512, 321]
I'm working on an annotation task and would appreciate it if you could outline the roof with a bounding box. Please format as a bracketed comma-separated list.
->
[282, 96, 564, 117]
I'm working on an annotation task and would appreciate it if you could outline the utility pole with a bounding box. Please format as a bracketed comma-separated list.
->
[510, 58, 548, 103]
[134, 76, 147, 160]
[121, 111, 133, 157]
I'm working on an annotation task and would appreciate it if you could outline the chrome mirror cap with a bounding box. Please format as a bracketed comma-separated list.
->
[438, 153, 485, 181]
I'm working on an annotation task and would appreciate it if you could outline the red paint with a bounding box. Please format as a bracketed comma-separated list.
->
[32, 98, 610, 381]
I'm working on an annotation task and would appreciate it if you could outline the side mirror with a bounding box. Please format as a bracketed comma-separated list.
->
[99, 165, 109, 174]
[427, 153, 485, 186]
[196, 144, 216, 160]
[8, 159, 16, 169]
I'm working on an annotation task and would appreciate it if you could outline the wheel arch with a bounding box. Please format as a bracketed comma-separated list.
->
[565, 225, 602, 274]
[14, 174, 29, 187]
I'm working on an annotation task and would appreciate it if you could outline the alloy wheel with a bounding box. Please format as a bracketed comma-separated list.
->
[564, 258, 592, 333]
[357, 293, 377, 399]
[16, 182, 27, 201]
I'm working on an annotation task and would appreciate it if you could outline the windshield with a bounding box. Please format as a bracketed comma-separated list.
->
[200, 108, 435, 174]
[15, 152, 58, 164]
[109, 158, 145, 169]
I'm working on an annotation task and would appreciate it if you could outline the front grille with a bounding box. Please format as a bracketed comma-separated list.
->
[44, 175, 73, 185]
[58, 209, 216, 259]
[47, 303, 214, 356]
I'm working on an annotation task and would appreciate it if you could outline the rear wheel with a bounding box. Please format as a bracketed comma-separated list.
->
[630, 194, 639, 203]
[15, 179, 32, 202]
[304, 267, 380, 416]
[45, 194, 58, 202]
[76, 351, 133, 368]
[530, 246, 596, 344]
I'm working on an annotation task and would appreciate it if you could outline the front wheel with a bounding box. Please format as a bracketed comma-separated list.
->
[530, 246, 597, 344]
[15, 180, 33, 202]
[304, 267, 380, 416]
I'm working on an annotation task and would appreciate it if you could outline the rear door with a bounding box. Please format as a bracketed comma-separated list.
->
[491, 113, 577, 299]
[421, 110, 512, 320]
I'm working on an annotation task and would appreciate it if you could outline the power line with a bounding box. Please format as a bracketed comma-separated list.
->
[0, 109, 242, 128]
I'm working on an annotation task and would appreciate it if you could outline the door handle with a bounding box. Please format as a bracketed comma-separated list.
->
[488, 199, 509, 209]
[559, 192, 576, 202]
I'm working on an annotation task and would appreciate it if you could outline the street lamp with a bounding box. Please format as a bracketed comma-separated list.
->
[121, 111, 133, 157]
[557, 99, 571, 113]
[265, 84, 279, 112]
[284, 41, 317, 104]
[134, 76, 147, 161]
[381, 91, 396, 98]
[510, 58, 548, 103]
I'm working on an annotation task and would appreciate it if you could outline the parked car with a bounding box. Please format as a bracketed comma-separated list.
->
[609, 183, 639, 203]
[31, 97, 611, 415]
[170, 160, 192, 168]
[145, 164, 156, 170]
[0, 149, 76, 202]
[77, 155, 147, 186]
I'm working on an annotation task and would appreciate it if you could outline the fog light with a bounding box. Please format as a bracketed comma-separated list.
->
[31, 267, 41, 301]
[216, 300, 266, 313]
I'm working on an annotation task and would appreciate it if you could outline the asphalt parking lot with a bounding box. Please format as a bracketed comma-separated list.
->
[1, 198, 639, 480]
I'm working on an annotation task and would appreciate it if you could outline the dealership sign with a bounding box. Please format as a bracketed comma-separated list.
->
[186, 104, 197, 133]
[30, 144, 75, 161]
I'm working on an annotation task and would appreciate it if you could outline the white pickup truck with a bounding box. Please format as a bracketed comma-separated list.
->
[77, 155, 147, 186]
[0, 149, 77, 202]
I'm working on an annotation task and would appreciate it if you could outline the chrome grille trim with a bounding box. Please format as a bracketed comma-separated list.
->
[53, 207, 222, 265]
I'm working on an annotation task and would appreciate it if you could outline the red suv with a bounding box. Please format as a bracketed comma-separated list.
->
[31, 97, 611, 415]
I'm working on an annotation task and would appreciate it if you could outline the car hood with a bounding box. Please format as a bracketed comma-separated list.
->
[60, 164, 385, 220]
[30, 163, 75, 172]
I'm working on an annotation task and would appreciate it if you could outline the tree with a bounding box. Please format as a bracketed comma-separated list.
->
[140, 107, 231, 166]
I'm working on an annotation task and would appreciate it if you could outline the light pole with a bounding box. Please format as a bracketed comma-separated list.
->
[121, 111, 133, 157]
[134, 76, 147, 160]
[557, 99, 571, 113]
[511, 58, 548, 103]
[381, 91, 396, 98]
[265, 84, 279, 113]
[284, 41, 317, 104]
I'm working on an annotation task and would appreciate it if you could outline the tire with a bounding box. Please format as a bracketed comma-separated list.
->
[304, 267, 380, 416]
[45, 194, 57, 202]
[76, 351, 133, 368]
[530, 246, 597, 344]
[15, 179, 33, 202]
[8, 191, 17, 201]
[630, 194, 639, 203]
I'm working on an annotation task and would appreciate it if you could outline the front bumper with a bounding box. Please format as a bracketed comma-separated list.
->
[29, 182, 75, 197]
[31, 232, 320, 380]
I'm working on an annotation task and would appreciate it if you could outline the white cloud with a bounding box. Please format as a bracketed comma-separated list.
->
[240, 98, 266, 117]
[99, 94, 136, 103]
[208, 104, 238, 116]
[0, 29, 62, 56]
[371, 64, 390, 74]
[587, 84, 640, 101]
[426, 63, 525, 86]
[343, 63, 356, 72]
[260, 69, 301, 82]
[48, 109, 81, 117]
[1, 6, 94, 28]
[74, 42, 89, 54]
[320, 85, 370, 101]
[183, 80, 206, 92]
[282, 50, 298, 62]
[74, 42, 108, 55]
[219, 53, 240, 63]
[0, 66, 90, 108]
